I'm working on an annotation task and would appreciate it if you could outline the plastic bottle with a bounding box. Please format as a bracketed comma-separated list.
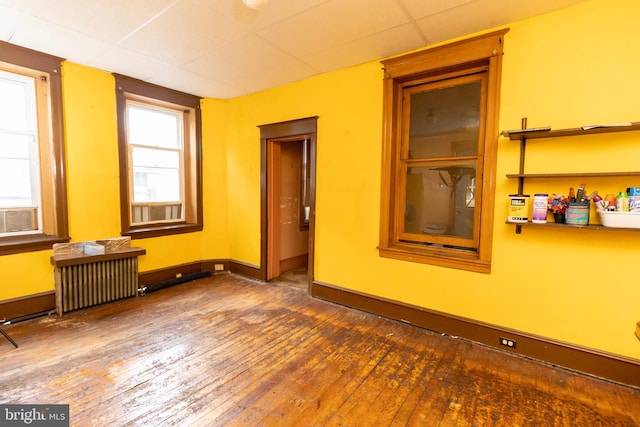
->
[590, 192, 606, 211]
[616, 191, 629, 212]
[629, 187, 640, 212]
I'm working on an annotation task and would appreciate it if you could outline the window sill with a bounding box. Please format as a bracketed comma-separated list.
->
[123, 222, 203, 240]
[378, 244, 491, 274]
[0, 234, 70, 256]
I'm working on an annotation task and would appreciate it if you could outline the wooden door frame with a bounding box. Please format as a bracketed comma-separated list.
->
[266, 139, 282, 280]
[259, 117, 318, 284]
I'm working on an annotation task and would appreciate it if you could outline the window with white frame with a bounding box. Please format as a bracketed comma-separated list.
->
[115, 75, 202, 238]
[0, 41, 69, 255]
[127, 100, 185, 225]
[0, 69, 41, 234]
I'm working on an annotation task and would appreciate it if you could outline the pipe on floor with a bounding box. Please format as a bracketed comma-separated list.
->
[139, 271, 212, 295]
[3, 310, 53, 325]
[1, 309, 54, 349]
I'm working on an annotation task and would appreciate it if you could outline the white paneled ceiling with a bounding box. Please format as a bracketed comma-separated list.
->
[0, 0, 588, 99]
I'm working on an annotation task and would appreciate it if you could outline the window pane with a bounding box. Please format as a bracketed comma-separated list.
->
[404, 163, 476, 239]
[0, 132, 31, 158]
[128, 105, 181, 148]
[0, 74, 38, 210]
[0, 158, 32, 207]
[132, 147, 180, 202]
[0, 71, 33, 131]
[408, 81, 481, 158]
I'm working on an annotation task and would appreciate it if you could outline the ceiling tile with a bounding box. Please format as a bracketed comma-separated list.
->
[88, 47, 173, 81]
[185, 34, 302, 82]
[149, 66, 246, 99]
[415, 0, 587, 45]
[257, 0, 410, 56]
[0, 5, 28, 41]
[4, 14, 112, 64]
[226, 58, 319, 94]
[199, 0, 330, 30]
[1, 0, 177, 44]
[119, 0, 250, 65]
[398, 0, 475, 20]
[301, 23, 426, 73]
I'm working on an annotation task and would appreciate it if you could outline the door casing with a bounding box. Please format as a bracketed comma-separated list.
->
[259, 117, 318, 285]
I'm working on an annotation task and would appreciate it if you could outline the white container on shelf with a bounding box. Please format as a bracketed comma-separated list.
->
[532, 193, 548, 223]
[597, 211, 640, 228]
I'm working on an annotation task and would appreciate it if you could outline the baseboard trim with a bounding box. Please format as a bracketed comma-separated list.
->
[0, 291, 55, 321]
[310, 280, 640, 389]
[229, 260, 262, 280]
[280, 254, 308, 273]
[138, 261, 206, 287]
[138, 259, 261, 282]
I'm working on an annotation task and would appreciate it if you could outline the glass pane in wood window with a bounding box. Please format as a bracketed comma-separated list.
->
[408, 81, 481, 159]
[404, 163, 476, 239]
[128, 105, 181, 149]
[0, 157, 32, 207]
[0, 73, 39, 210]
[132, 147, 180, 202]
[0, 71, 33, 131]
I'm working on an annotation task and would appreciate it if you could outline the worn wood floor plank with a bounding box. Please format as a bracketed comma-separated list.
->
[238, 314, 387, 425]
[402, 337, 469, 425]
[183, 314, 346, 425]
[0, 272, 638, 426]
[255, 316, 397, 426]
[15, 279, 273, 422]
[125, 280, 335, 426]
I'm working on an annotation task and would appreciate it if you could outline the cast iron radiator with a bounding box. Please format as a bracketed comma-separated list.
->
[52, 248, 145, 316]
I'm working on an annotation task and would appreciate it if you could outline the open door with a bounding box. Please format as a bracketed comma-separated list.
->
[266, 138, 309, 280]
[259, 117, 317, 285]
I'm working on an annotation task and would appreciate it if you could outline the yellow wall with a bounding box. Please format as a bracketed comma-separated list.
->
[1, 0, 638, 361]
[225, 0, 640, 359]
[200, 98, 231, 258]
[0, 65, 230, 301]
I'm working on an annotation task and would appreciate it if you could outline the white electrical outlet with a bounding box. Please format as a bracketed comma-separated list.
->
[500, 337, 516, 348]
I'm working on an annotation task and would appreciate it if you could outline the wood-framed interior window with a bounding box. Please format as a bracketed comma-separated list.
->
[115, 75, 202, 239]
[0, 41, 69, 256]
[378, 29, 508, 274]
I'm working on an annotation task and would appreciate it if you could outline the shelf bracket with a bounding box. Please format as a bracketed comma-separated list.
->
[515, 117, 528, 234]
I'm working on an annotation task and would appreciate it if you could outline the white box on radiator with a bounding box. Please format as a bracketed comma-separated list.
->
[83, 243, 105, 255]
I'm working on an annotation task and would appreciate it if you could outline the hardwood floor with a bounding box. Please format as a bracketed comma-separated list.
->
[270, 267, 309, 291]
[1, 273, 638, 426]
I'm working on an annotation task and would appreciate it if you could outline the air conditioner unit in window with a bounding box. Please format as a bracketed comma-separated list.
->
[0, 208, 38, 233]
